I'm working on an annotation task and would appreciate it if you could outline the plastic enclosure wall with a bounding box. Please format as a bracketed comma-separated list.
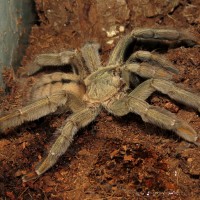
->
[0, 0, 35, 87]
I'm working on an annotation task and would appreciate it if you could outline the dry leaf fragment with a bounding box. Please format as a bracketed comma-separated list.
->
[124, 155, 134, 161]
[110, 149, 119, 159]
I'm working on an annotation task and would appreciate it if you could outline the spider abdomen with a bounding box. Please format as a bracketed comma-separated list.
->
[29, 72, 86, 102]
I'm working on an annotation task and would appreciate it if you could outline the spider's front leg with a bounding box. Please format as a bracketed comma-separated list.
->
[131, 28, 199, 46]
[22, 106, 100, 182]
[104, 79, 200, 145]
[109, 28, 199, 87]
[108, 28, 199, 66]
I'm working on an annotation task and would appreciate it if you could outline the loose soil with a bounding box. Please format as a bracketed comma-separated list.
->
[0, 0, 200, 199]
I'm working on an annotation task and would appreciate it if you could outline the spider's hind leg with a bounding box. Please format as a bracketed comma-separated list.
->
[0, 91, 68, 132]
[24, 50, 85, 77]
[25, 42, 102, 78]
[22, 106, 100, 182]
[0, 91, 85, 133]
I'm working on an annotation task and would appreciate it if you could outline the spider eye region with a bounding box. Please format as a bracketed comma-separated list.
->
[86, 71, 122, 102]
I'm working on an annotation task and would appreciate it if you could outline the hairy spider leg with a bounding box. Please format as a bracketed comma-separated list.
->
[104, 79, 200, 145]
[0, 91, 85, 132]
[108, 28, 199, 66]
[22, 106, 100, 182]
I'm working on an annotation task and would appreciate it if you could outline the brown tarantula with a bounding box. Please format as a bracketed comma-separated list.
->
[0, 28, 200, 182]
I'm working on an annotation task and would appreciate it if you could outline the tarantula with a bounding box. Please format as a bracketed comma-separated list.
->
[0, 28, 200, 182]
